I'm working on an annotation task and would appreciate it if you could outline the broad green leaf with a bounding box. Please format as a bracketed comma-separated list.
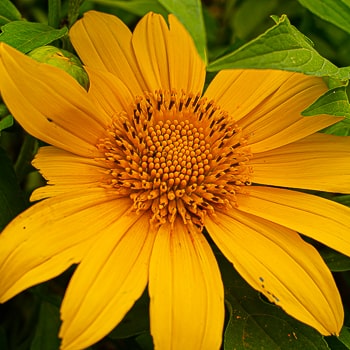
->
[207, 15, 350, 80]
[318, 245, 350, 272]
[0, 115, 13, 133]
[330, 194, 350, 207]
[158, 0, 207, 62]
[325, 335, 349, 350]
[207, 14, 350, 119]
[0, 22, 68, 53]
[339, 327, 350, 348]
[89, 0, 168, 17]
[231, 0, 279, 39]
[0, 147, 27, 231]
[298, 0, 350, 35]
[322, 119, 350, 136]
[0, 0, 22, 26]
[0, 103, 9, 118]
[302, 86, 350, 119]
[30, 301, 61, 350]
[217, 253, 329, 350]
[338, 66, 350, 80]
[332, 194, 350, 207]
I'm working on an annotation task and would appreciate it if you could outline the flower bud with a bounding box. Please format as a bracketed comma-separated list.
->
[28, 45, 89, 89]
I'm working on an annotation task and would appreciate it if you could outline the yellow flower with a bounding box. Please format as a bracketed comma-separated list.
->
[1, 10, 350, 350]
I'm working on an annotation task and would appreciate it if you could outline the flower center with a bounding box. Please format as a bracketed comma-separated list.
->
[97, 90, 252, 228]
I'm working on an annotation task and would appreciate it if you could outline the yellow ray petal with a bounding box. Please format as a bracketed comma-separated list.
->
[85, 67, 135, 118]
[251, 133, 350, 193]
[206, 210, 343, 335]
[59, 212, 154, 350]
[167, 15, 206, 93]
[204, 69, 341, 152]
[204, 69, 292, 121]
[70, 10, 146, 95]
[33, 146, 107, 182]
[0, 190, 131, 302]
[0, 43, 107, 157]
[240, 72, 342, 152]
[132, 13, 206, 94]
[246, 112, 342, 154]
[236, 186, 350, 258]
[149, 221, 224, 350]
[31, 146, 107, 201]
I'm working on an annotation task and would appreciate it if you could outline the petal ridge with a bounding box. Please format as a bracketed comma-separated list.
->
[59, 212, 154, 350]
[0, 190, 130, 302]
[206, 210, 343, 335]
[149, 221, 224, 350]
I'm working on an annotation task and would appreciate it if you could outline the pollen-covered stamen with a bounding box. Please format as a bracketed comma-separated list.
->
[97, 90, 252, 228]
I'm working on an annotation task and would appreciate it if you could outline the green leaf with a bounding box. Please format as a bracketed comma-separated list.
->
[0, 146, 27, 231]
[302, 86, 350, 119]
[207, 15, 350, 80]
[0, 115, 13, 133]
[322, 119, 350, 136]
[325, 335, 349, 350]
[339, 327, 350, 348]
[158, 0, 207, 62]
[0, 22, 68, 53]
[89, 0, 169, 17]
[318, 245, 350, 272]
[0, 0, 22, 26]
[298, 0, 350, 35]
[217, 253, 329, 350]
[231, 0, 279, 39]
[30, 301, 61, 350]
[0, 103, 9, 118]
[332, 194, 350, 206]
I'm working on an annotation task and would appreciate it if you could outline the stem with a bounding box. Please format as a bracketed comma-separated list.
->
[68, 0, 85, 27]
[14, 133, 38, 184]
[48, 0, 61, 28]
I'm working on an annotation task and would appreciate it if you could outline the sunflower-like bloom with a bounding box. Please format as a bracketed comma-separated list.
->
[1, 10, 350, 350]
